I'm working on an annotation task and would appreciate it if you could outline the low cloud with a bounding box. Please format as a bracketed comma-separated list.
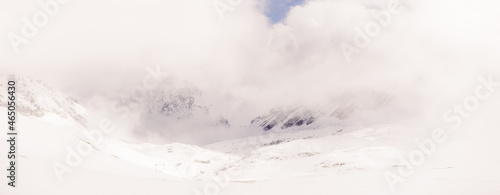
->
[1, 0, 499, 144]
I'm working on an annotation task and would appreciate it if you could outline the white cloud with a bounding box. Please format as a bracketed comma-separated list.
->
[1, 0, 500, 144]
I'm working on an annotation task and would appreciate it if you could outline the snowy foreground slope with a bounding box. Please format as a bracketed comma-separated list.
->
[2, 104, 500, 195]
[0, 76, 87, 127]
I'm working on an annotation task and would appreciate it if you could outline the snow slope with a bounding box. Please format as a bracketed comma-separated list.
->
[2, 105, 500, 195]
[1, 78, 500, 195]
[0, 75, 87, 126]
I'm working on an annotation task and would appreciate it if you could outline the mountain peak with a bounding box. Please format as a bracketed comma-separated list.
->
[0, 75, 88, 126]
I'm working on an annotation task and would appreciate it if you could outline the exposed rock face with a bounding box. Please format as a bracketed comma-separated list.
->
[251, 107, 316, 131]
[0, 75, 88, 126]
[146, 79, 207, 120]
[140, 78, 230, 128]
[251, 92, 393, 131]
[215, 116, 231, 128]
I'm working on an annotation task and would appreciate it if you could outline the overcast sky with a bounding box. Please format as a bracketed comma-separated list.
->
[1, 0, 500, 144]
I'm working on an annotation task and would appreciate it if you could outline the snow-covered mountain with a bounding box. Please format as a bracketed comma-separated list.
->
[137, 77, 231, 127]
[4, 101, 499, 195]
[1, 77, 499, 195]
[146, 78, 207, 119]
[250, 92, 393, 131]
[0, 75, 87, 126]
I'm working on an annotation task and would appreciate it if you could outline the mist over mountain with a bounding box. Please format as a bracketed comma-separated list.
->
[1, 0, 500, 194]
[2, 0, 498, 145]
[0, 74, 418, 145]
[0, 75, 87, 127]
